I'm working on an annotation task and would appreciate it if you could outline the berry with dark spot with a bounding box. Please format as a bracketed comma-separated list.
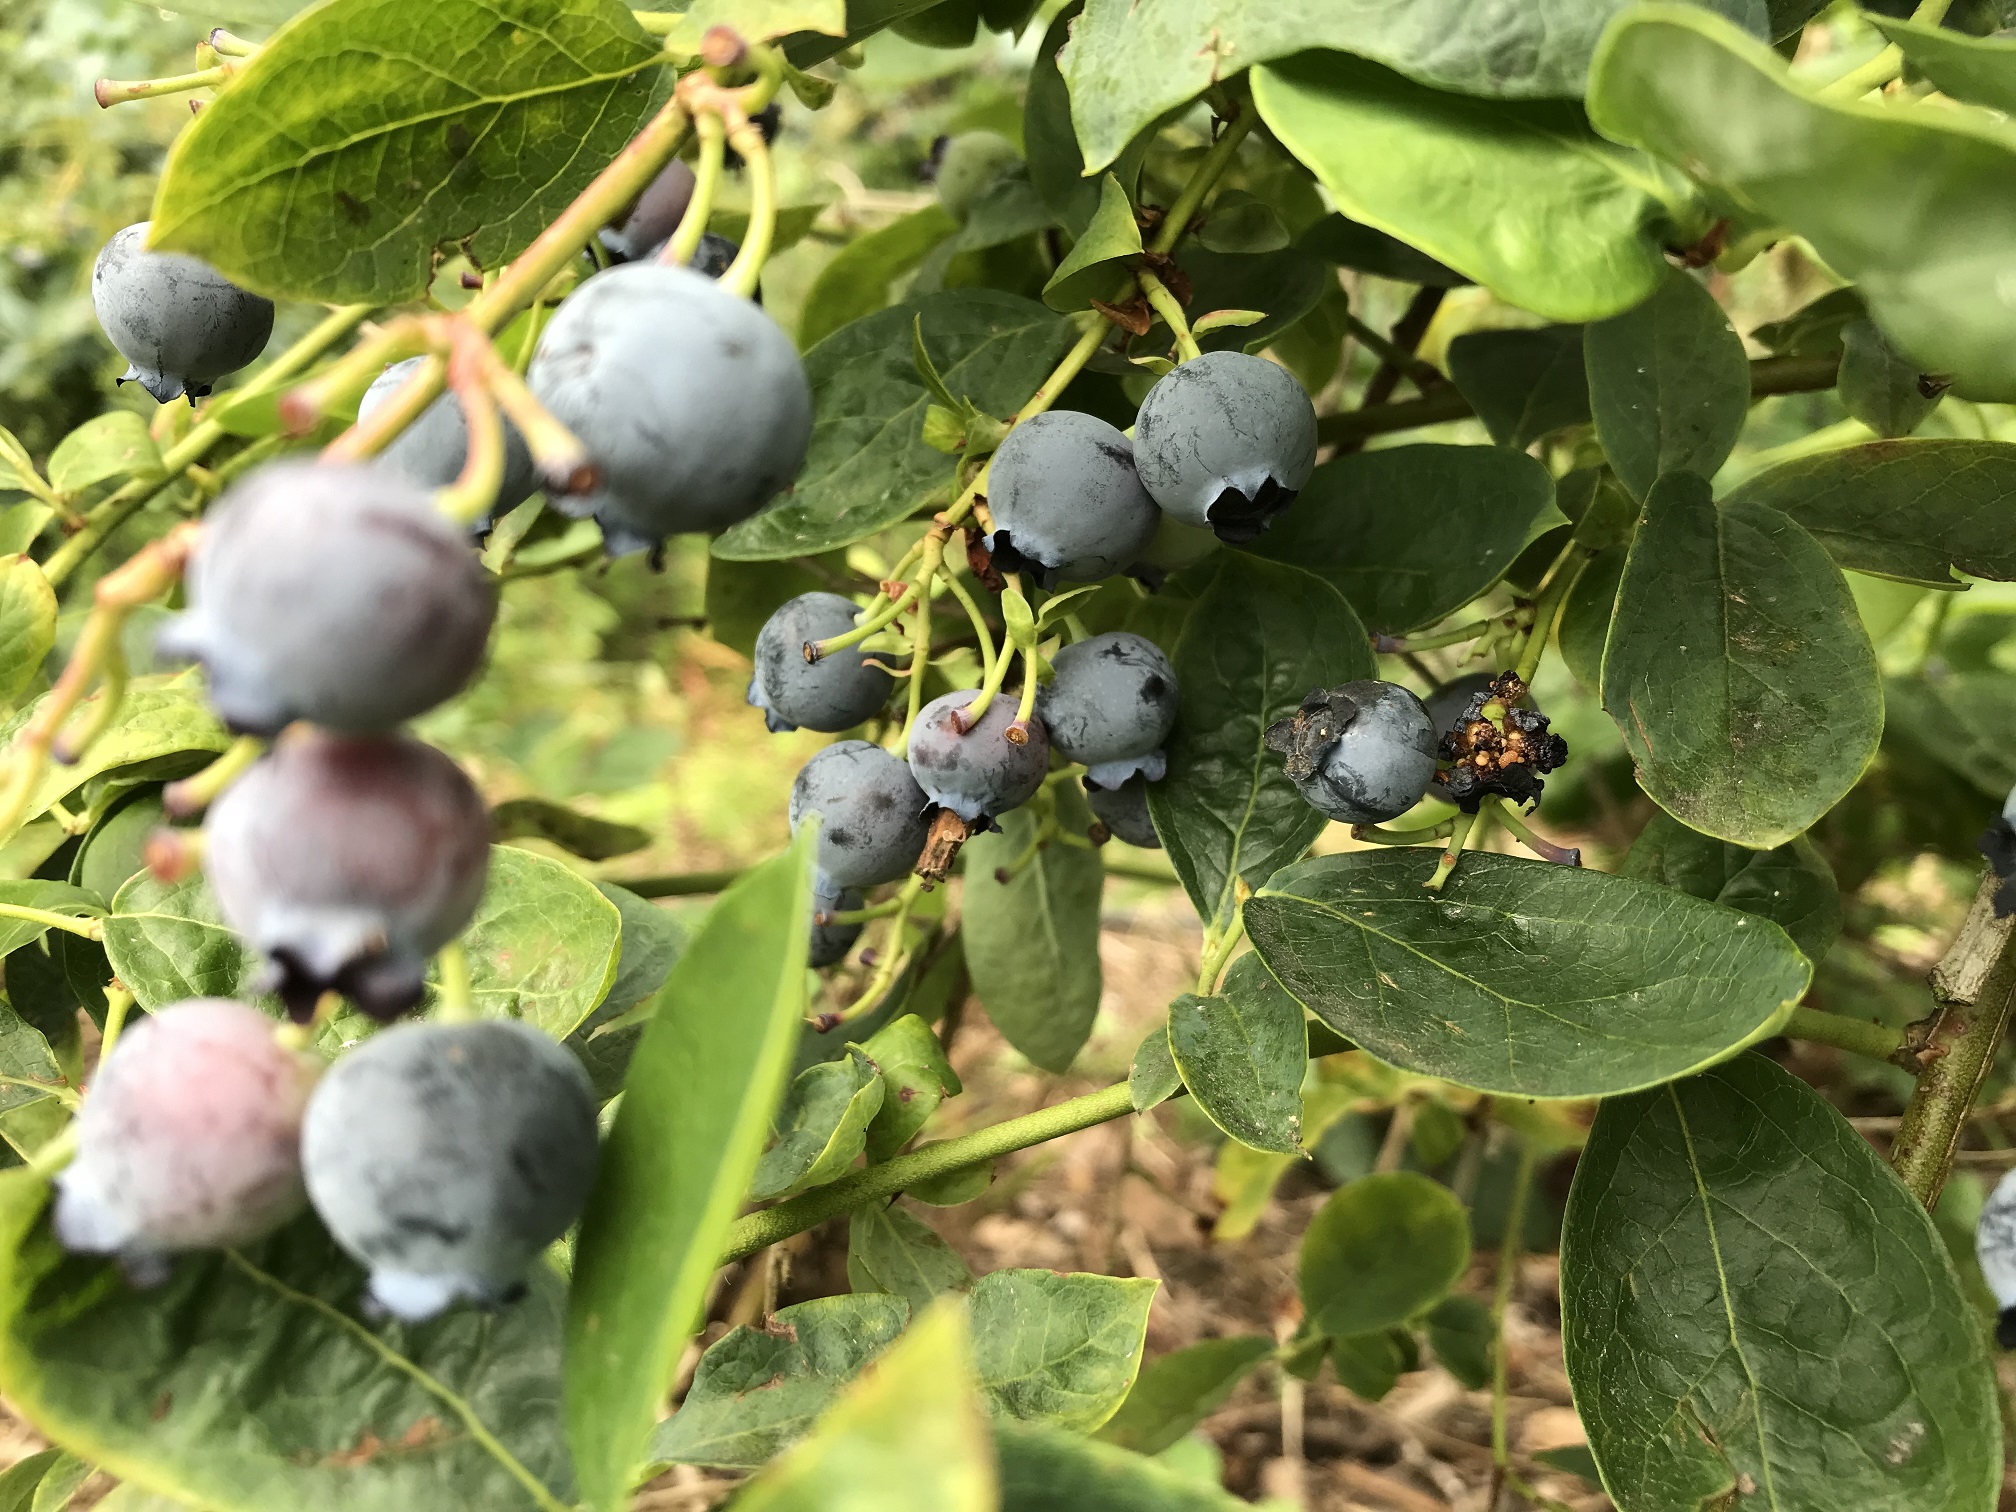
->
[1036, 632, 1177, 786]
[750, 593, 892, 733]
[907, 691, 1049, 824]
[1434, 672, 1569, 812]
[357, 357, 538, 521]
[204, 728, 491, 1024]
[1132, 352, 1317, 543]
[54, 998, 319, 1284]
[92, 222, 274, 403]
[982, 412, 1159, 587]
[1085, 773, 1160, 850]
[790, 740, 931, 889]
[301, 1018, 599, 1322]
[809, 876, 863, 968]
[1264, 680, 1437, 825]
[156, 460, 497, 735]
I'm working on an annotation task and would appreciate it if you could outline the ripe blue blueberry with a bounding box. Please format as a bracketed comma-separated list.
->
[600, 160, 696, 263]
[91, 222, 274, 403]
[982, 412, 1159, 587]
[1036, 632, 1177, 787]
[1264, 680, 1437, 824]
[528, 263, 812, 554]
[156, 460, 496, 735]
[907, 691, 1050, 824]
[357, 357, 537, 521]
[204, 728, 491, 1024]
[1978, 1166, 2016, 1346]
[301, 1019, 599, 1322]
[1085, 774, 1160, 850]
[750, 593, 892, 733]
[790, 739, 931, 889]
[809, 876, 863, 968]
[1132, 351, 1317, 543]
[54, 999, 319, 1284]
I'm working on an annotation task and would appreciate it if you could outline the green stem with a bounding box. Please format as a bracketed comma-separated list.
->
[1424, 810, 1482, 892]
[98, 986, 133, 1064]
[24, 1128, 77, 1180]
[0, 905, 101, 942]
[937, 558, 997, 687]
[1148, 108, 1255, 256]
[719, 123, 776, 301]
[1196, 911, 1245, 996]
[1351, 820, 1456, 846]
[1492, 799, 1580, 867]
[1823, 44, 1902, 99]
[1914, 0, 1955, 19]
[1341, 311, 1443, 391]
[0, 1075, 76, 1109]
[1374, 619, 1493, 654]
[95, 64, 232, 106]
[1490, 1141, 1538, 1478]
[1782, 1006, 1905, 1062]
[1513, 547, 1587, 686]
[435, 941, 476, 1023]
[1137, 269, 1200, 363]
[1101, 853, 1180, 885]
[613, 867, 745, 898]
[720, 1081, 1137, 1263]
[662, 114, 724, 271]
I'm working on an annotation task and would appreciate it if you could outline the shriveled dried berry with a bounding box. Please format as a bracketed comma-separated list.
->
[1434, 672, 1569, 812]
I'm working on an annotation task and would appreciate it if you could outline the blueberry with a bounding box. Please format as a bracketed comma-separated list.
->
[54, 999, 318, 1283]
[356, 357, 538, 520]
[1084, 773, 1160, 850]
[204, 728, 491, 1024]
[1036, 632, 1177, 786]
[91, 222, 274, 403]
[790, 740, 931, 889]
[301, 1018, 599, 1322]
[528, 263, 812, 553]
[1264, 680, 1437, 825]
[156, 460, 496, 735]
[907, 691, 1049, 824]
[600, 160, 697, 263]
[749, 593, 892, 733]
[1979, 1167, 2016, 1346]
[1132, 352, 1317, 543]
[982, 412, 1160, 588]
[809, 876, 863, 968]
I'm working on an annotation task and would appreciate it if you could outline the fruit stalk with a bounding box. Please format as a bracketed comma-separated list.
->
[660, 112, 725, 271]
[1780, 1006, 1906, 1063]
[718, 112, 777, 301]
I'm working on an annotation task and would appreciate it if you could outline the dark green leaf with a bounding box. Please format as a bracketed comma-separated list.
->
[564, 885, 686, 1101]
[1884, 673, 2016, 801]
[751, 1049, 884, 1201]
[996, 1419, 1245, 1511]
[1128, 1023, 1181, 1113]
[1300, 1173, 1470, 1339]
[847, 1202, 973, 1312]
[1753, 287, 1865, 359]
[1326, 1329, 1407, 1401]
[1248, 444, 1556, 635]
[1872, 15, 2016, 114]
[1532, 1444, 1601, 1485]
[1423, 1294, 1493, 1391]
[797, 206, 959, 350]
[1601, 472, 1881, 848]
[47, 415, 163, 499]
[1148, 555, 1375, 929]
[151, 0, 659, 303]
[1623, 811, 1842, 964]
[1024, 7, 1145, 239]
[1839, 319, 1941, 439]
[1095, 1336, 1273, 1456]
[1246, 850, 1811, 1098]
[1164, 247, 1330, 356]
[490, 799, 649, 862]
[1195, 191, 1289, 255]
[860, 1014, 961, 1162]
[1562, 1054, 2001, 1512]
[1265, 283, 1351, 396]
[69, 793, 162, 905]
[1298, 214, 1467, 286]
[1167, 954, 1306, 1155]
[1557, 544, 1626, 691]
[970, 1269, 1156, 1431]
[704, 555, 850, 660]
[1445, 327, 1589, 450]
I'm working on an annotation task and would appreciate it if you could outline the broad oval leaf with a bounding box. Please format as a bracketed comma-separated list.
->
[860, 1013, 961, 1162]
[1562, 1054, 2001, 1512]
[102, 872, 252, 1009]
[490, 799, 649, 862]
[46, 415, 163, 499]
[0, 560, 56, 707]
[1884, 673, 2016, 802]
[750, 1049, 885, 1201]
[1600, 472, 1881, 849]
[1127, 1023, 1181, 1114]
[1246, 444, 1556, 635]
[1040, 176, 1141, 313]
[795, 206, 958, 350]
[1623, 811, 1841, 965]
[1423, 1293, 1493, 1391]
[1147, 554, 1375, 928]
[1095, 1335, 1274, 1456]
[150, 0, 660, 303]
[1246, 850, 1811, 1099]
[457, 846, 622, 1038]
[1557, 543, 1626, 691]
[970, 1270, 1156, 1433]
[1872, 15, 2016, 115]
[847, 1202, 973, 1314]
[564, 884, 686, 1101]
[1299, 1172, 1470, 1339]
[1167, 954, 1306, 1155]
[1445, 326, 1590, 451]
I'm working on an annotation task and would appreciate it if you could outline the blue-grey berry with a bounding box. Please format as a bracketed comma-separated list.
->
[301, 1019, 599, 1322]
[1133, 352, 1317, 543]
[357, 357, 538, 522]
[790, 740, 931, 889]
[600, 160, 697, 262]
[907, 691, 1049, 824]
[91, 222, 273, 403]
[1036, 632, 1177, 787]
[1263, 680, 1437, 825]
[983, 412, 1159, 587]
[1979, 1166, 2016, 1346]
[809, 876, 863, 968]
[528, 263, 812, 554]
[1085, 774, 1160, 850]
[750, 593, 892, 733]
[156, 460, 496, 735]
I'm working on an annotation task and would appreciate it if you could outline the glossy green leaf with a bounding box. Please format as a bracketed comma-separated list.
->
[564, 835, 817, 1512]
[564, 885, 686, 1101]
[457, 847, 622, 1038]
[1128, 1023, 1181, 1113]
[1623, 811, 1842, 965]
[970, 1270, 1156, 1432]
[1248, 444, 1556, 635]
[861, 1014, 961, 1162]
[1562, 1054, 2001, 1512]
[0, 884, 103, 961]
[962, 788, 1103, 1074]
[1557, 544, 1626, 691]
[847, 1202, 973, 1313]
[797, 206, 958, 349]
[150, 0, 659, 303]
[1246, 850, 1811, 1099]
[1423, 1294, 1493, 1391]
[1585, 271, 1750, 500]
[751, 1048, 885, 1201]
[1838, 319, 1941, 439]
[0, 560, 55, 708]
[0, 998, 70, 1141]
[1148, 555, 1375, 929]
[1253, 52, 1681, 325]
[1884, 673, 2016, 801]
[1168, 248, 1330, 356]
[1300, 1173, 1469, 1339]
[716, 292, 1079, 560]
[1040, 175, 1139, 313]
[489, 798, 649, 861]
[1874, 15, 2016, 114]
[0, 1450, 63, 1512]
[996, 1419, 1245, 1510]
[0, 1183, 571, 1511]
[1445, 326, 1590, 450]
[46, 415, 162, 499]
[1167, 954, 1306, 1155]
[1600, 472, 1882, 848]
[101, 873, 250, 1009]
[649, 1294, 911, 1470]
[1095, 1336, 1273, 1456]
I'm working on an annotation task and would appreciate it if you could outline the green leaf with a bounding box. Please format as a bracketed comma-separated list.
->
[450, 846, 623, 1038]
[0, 1184, 571, 1512]
[1584, 272, 1751, 501]
[1166, 954, 1305, 1155]
[1884, 673, 2016, 801]
[649, 1294, 911, 1470]
[1095, 1336, 1273, 1456]
[1623, 811, 1842, 965]
[1600, 472, 1881, 849]
[1838, 319, 1941, 439]
[150, 0, 659, 303]
[564, 886, 685, 1100]
[1300, 1173, 1470, 1339]
[70, 793, 163, 905]
[1247, 444, 1556, 635]
[0, 431, 55, 508]
[751, 1048, 885, 1201]
[1128, 1023, 1181, 1113]
[1298, 214, 1467, 287]
[46, 415, 163, 499]
[1873, 15, 2016, 114]
[1445, 326, 1590, 450]
[703, 555, 850, 660]
[961, 790, 1103, 1074]
[716, 292, 1080, 560]
[1719, 439, 2016, 588]
[564, 835, 817, 1512]
[26, 1455, 88, 1512]
[860, 1014, 961, 1161]
[1246, 850, 1811, 1099]
[101, 872, 251, 1009]
[847, 1202, 973, 1313]
[796, 206, 959, 350]
[1148, 555, 1376, 929]
[0, 883, 103, 960]
[1423, 1294, 1493, 1391]
[1557, 544, 1626, 692]
[654, 0, 844, 51]
[1163, 247, 1330, 357]
[1588, 4, 2016, 401]
[0, 1451, 63, 1512]
[1753, 286, 1865, 359]
[1561, 1054, 2002, 1512]
[0, 997, 71, 1138]
[1040, 175, 1142, 313]
[1252, 52, 1681, 325]
[490, 798, 649, 861]
[1326, 1330, 1409, 1401]
[997, 1419, 1245, 1510]
[970, 1270, 1156, 1432]
[1195, 190, 1289, 255]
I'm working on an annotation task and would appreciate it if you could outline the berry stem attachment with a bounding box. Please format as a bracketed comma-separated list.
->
[1423, 809, 1483, 892]
[1137, 268, 1200, 364]
[0, 906, 102, 943]
[937, 554, 998, 687]
[808, 541, 931, 659]
[435, 940, 476, 1023]
[94, 64, 233, 108]
[662, 112, 726, 271]
[1350, 819, 1456, 846]
[1372, 619, 1493, 655]
[1491, 799, 1581, 867]
[206, 28, 259, 56]
[819, 875, 925, 1030]
[162, 734, 265, 818]
[436, 343, 508, 529]
[1009, 641, 1040, 742]
[98, 985, 135, 1064]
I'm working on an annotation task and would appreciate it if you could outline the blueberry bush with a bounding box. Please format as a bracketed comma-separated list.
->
[3, 0, 2016, 1508]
